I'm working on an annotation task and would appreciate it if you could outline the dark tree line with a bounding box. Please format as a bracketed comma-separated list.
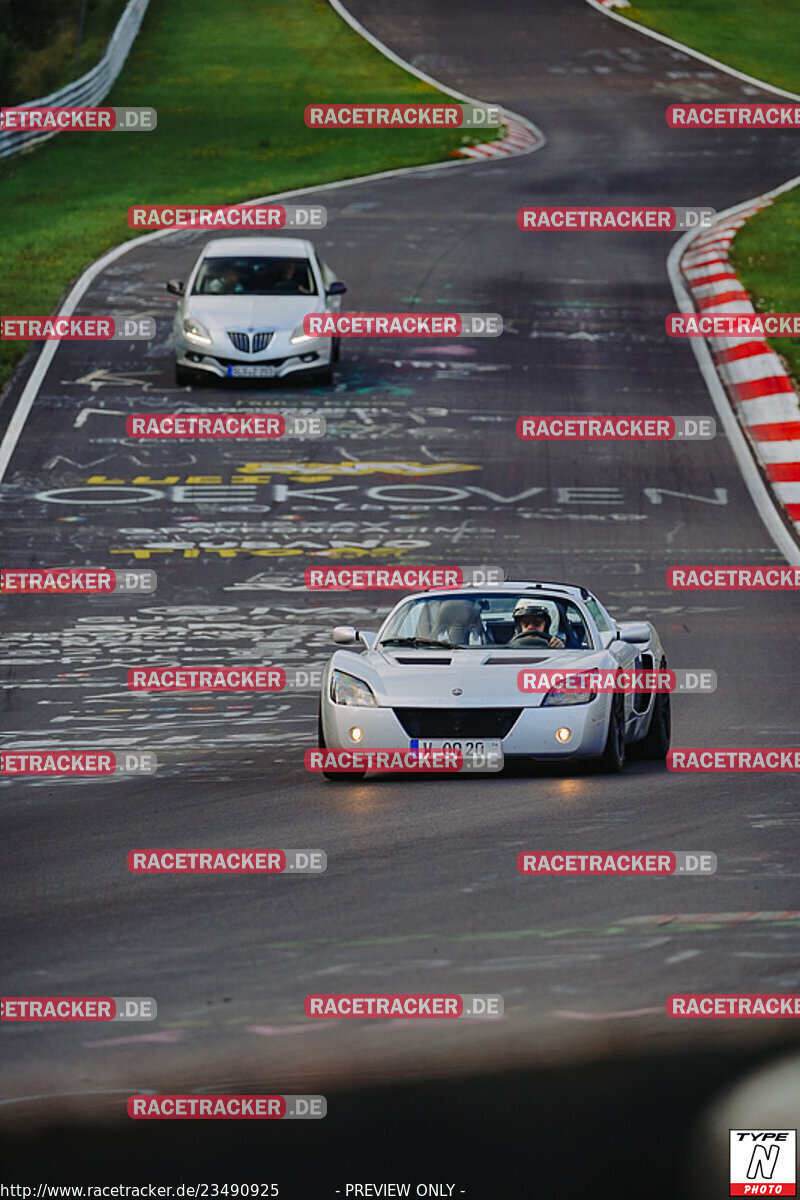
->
[0, 0, 125, 105]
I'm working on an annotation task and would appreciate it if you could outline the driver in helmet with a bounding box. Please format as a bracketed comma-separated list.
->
[508, 600, 565, 648]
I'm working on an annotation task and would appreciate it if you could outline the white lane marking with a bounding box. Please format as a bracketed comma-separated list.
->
[666, 950, 701, 965]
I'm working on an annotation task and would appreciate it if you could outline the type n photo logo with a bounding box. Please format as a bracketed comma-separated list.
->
[730, 1130, 796, 1195]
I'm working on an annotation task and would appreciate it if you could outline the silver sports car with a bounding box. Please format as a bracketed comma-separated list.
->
[317, 580, 671, 780]
[167, 236, 346, 386]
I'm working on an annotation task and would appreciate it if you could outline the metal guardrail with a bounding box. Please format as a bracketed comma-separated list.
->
[0, 0, 151, 159]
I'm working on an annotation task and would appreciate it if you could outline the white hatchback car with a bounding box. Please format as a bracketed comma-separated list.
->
[167, 236, 346, 386]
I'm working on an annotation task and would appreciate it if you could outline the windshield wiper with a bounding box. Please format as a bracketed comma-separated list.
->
[380, 637, 460, 650]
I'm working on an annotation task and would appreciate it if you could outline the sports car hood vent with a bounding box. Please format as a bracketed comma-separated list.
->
[482, 655, 552, 665]
[393, 656, 452, 665]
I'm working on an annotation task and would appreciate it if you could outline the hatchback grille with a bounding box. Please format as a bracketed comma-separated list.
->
[393, 707, 522, 739]
[207, 354, 288, 368]
[227, 330, 275, 354]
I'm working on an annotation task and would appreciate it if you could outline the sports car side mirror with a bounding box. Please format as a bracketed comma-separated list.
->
[332, 626, 376, 648]
[617, 622, 651, 644]
[326, 281, 347, 296]
[166, 280, 185, 295]
[333, 626, 358, 645]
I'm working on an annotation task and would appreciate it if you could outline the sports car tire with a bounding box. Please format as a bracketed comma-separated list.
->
[598, 693, 626, 773]
[317, 708, 366, 782]
[636, 690, 671, 760]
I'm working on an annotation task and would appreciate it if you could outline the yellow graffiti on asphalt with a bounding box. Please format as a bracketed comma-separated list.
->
[85, 460, 481, 486]
[110, 545, 420, 560]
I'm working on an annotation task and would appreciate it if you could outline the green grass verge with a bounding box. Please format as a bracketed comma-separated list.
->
[624, 1, 800, 385]
[729, 192, 800, 384]
[625, 0, 800, 94]
[0, 0, 501, 390]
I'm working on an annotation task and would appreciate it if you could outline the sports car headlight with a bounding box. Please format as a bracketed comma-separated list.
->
[542, 690, 596, 707]
[290, 323, 316, 344]
[182, 317, 212, 345]
[330, 669, 377, 707]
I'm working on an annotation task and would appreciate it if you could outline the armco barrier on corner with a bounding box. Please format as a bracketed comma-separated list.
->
[0, 0, 150, 160]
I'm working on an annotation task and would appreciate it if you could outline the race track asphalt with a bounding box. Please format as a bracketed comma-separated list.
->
[2, 0, 799, 1117]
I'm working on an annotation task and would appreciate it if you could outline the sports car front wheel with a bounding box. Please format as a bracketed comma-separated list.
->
[636, 690, 671, 760]
[317, 708, 366, 783]
[597, 693, 626, 773]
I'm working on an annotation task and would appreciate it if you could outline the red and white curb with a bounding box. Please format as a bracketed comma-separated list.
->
[588, 0, 800, 558]
[680, 204, 800, 537]
[457, 111, 542, 160]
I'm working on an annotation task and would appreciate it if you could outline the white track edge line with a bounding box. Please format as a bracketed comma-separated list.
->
[586, 0, 800, 559]
[584, 0, 800, 101]
[667, 178, 800, 564]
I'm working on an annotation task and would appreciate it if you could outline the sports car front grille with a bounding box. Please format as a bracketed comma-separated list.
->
[227, 330, 275, 353]
[393, 707, 523, 739]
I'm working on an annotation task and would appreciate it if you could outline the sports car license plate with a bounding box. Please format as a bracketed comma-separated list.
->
[409, 738, 503, 770]
[411, 738, 502, 756]
[227, 364, 277, 378]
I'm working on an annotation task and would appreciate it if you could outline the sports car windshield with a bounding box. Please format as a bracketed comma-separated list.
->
[191, 256, 317, 296]
[380, 593, 595, 649]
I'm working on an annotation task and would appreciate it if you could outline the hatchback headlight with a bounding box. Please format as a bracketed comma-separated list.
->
[542, 690, 596, 707]
[331, 669, 377, 707]
[290, 323, 317, 344]
[182, 317, 212, 345]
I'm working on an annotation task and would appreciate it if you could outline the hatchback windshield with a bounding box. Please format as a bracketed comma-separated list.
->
[192, 255, 317, 296]
[379, 592, 594, 649]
